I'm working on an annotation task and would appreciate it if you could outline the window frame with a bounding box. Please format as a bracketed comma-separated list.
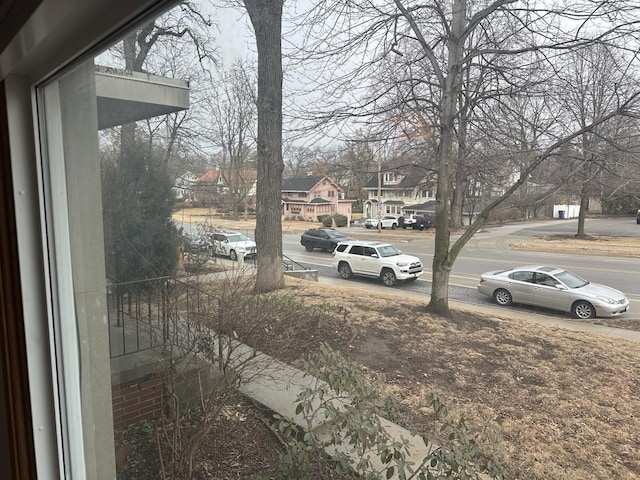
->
[2, 0, 182, 477]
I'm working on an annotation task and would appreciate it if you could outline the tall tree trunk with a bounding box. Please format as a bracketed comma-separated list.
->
[426, 0, 466, 316]
[244, 0, 285, 292]
[576, 189, 589, 237]
[450, 182, 464, 228]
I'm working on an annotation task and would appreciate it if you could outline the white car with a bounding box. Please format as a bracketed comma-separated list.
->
[478, 265, 629, 319]
[211, 231, 257, 261]
[363, 215, 399, 229]
[331, 240, 423, 286]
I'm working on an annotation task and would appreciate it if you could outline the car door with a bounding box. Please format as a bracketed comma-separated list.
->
[532, 273, 568, 311]
[359, 246, 381, 276]
[316, 230, 330, 250]
[346, 245, 366, 274]
[506, 271, 535, 304]
[305, 230, 321, 249]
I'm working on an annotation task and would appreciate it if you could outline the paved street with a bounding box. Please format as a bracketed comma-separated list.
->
[281, 216, 640, 320]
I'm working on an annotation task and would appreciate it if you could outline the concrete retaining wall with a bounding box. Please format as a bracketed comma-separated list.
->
[284, 269, 318, 282]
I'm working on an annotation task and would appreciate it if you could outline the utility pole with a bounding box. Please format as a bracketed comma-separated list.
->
[377, 142, 382, 233]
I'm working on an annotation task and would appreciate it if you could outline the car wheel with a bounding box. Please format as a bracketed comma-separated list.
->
[493, 288, 512, 306]
[391, 223, 397, 230]
[338, 262, 353, 279]
[229, 250, 237, 261]
[304, 244, 313, 252]
[572, 301, 595, 319]
[381, 268, 397, 287]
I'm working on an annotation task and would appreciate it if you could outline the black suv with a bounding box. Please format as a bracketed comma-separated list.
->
[300, 228, 356, 252]
[412, 215, 434, 230]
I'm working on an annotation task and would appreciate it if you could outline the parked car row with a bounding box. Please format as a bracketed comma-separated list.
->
[182, 229, 257, 261]
[361, 214, 435, 230]
[363, 215, 399, 229]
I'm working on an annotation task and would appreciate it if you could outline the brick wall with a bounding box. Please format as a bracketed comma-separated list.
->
[112, 372, 164, 430]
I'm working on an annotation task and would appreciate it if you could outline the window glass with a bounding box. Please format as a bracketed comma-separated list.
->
[36, 1, 233, 476]
[510, 271, 534, 283]
[535, 273, 558, 286]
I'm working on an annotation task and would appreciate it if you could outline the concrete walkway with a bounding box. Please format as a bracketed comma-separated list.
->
[232, 337, 452, 479]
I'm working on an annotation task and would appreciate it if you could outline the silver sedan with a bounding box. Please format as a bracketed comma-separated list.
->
[477, 265, 629, 319]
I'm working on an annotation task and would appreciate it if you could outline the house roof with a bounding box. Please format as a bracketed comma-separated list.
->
[282, 175, 342, 192]
[198, 169, 219, 182]
[403, 200, 438, 213]
[282, 175, 324, 191]
[309, 197, 331, 204]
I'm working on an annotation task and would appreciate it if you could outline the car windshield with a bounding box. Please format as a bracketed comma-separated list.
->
[227, 234, 249, 243]
[325, 230, 345, 238]
[555, 270, 589, 288]
[377, 245, 401, 257]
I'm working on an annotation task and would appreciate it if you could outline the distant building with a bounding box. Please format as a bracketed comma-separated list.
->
[173, 171, 199, 200]
[282, 175, 354, 221]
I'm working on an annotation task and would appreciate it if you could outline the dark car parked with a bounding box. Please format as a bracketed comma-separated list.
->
[300, 228, 356, 252]
[413, 215, 434, 230]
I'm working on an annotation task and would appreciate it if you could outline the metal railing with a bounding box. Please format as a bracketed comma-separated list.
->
[108, 258, 307, 358]
[107, 276, 215, 358]
[282, 254, 309, 271]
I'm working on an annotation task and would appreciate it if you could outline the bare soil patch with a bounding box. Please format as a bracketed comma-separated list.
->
[117, 277, 640, 480]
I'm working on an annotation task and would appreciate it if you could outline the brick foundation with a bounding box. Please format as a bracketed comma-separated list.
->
[112, 372, 164, 429]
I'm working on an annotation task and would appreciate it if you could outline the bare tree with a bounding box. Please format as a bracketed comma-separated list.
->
[208, 61, 258, 219]
[555, 44, 637, 237]
[243, 0, 286, 293]
[116, 3, 217, 161]
[290, 0, 640, 315]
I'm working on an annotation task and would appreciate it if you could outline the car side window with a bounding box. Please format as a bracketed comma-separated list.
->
[335, 244, 349, 253]
[510, 271, 534, 283]
[535, 273, 557, 287]
[364, 247, 376, 257]
[349, 245, 364, 256]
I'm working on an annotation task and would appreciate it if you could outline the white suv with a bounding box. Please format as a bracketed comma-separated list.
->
[211, 231, 257, 261]
[331, 241, 423, 286]
[363, 215, 399, 229]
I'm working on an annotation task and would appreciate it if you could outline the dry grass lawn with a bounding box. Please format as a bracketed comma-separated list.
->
[274, 279, 640, 480]
[512, 235, 640, 256]
[170, 208, 640, 478]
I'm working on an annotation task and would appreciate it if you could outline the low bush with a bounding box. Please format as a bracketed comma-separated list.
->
[321, 214, 348, 227]
[269, 344, 506, 480]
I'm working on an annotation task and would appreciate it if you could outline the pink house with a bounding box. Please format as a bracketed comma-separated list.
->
[282, 175, 354, 221]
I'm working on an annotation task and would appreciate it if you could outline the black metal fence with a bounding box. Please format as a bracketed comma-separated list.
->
[108, 256, 306, 358]
[107, 276, 215, 358]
